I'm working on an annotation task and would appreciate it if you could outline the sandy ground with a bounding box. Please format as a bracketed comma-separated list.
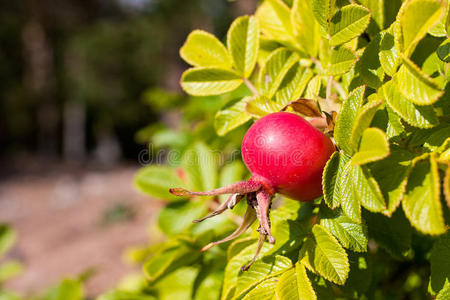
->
[0, 163, 163, 298]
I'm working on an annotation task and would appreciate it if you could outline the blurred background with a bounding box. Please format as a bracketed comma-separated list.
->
[0, 0, 256, 297]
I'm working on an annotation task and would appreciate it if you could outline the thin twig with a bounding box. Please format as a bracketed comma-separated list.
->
[332, 79, 347, 100]
[243, 78, 259, 97]
[326, 75, 333, 102]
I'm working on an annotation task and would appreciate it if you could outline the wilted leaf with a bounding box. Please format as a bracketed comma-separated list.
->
[283, 98, 322, 117]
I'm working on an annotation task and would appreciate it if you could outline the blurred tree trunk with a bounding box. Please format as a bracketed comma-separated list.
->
[22, 0, 58, 156]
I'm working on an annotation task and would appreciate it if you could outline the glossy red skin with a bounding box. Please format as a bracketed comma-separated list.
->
[241, 112, 335, 202]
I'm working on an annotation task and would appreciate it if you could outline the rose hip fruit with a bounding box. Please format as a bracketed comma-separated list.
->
[170, 112, 335, 270]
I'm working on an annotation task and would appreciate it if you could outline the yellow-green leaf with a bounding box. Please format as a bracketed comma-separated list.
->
[291, 0, 320, 57]
[246, 96, 283, 118]
[258, 48, 299, 98]
[437, 38, 450, 62]
[349, 100, 384, 153]
[352, 128, 390, 165]
[214, 97, 252, 136]
[379, 23, 401, 76]
[227, 16, 260, 78]
[397, 0, 445, 56]
[180, 30, 232, 69]
[299, 224, 350, 285]
[381, 79, 438, 128]
[328, 4, 372, 46]
[276, 264, 317, 300]
[276, 64, 313, 105]
[181, 67, 242, 96]
[397, 55, 444, 105]
[402, 155, 445, 235]
[323, 152, 351, 209]
[327, 46, 358, 75]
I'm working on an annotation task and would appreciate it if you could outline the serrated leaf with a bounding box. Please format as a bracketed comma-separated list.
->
[242, 277, 278, 300]
[328, 4, 372, 46]
[349, 100, 383, 153]
[134, 165, 186, 201]
[320, 208, 368, 252]
[311, 0, 335, 30]
[351, 163, 386, 213]
[352, 128, 390, 165]
[381, 79, 438, 128]
[180, 30, 232, 69]
[276, 64, 313, 106]
[246, 96, 283, 118]
[227, 16, 260, 78]
[291, 0, 320, 57]
[339, 162, 362, 222]
[430, 232, 450, 293]
[429, 0, 449, 37]
[258, 48, 299, 98]
[182, 142, 218, 191]
[327, 46, 358, 75]
[276, 264, 317, 300]
[334, 86, 365, 155]
[397, 0, 445, 56]
[379, 23, 401, 76]
[234, 255, 292, 299]
[181, 67, 243, 96]
[364, 209, 412, 258]
[445, 167, 450, 209]
[323, 152, 351, 208]
[214, 97, 252, 136]
[402, 155, 445, 235]
[266, 0, 294, 36]
[304, 75, 322, 100]
[397, 55, 444, 105]
[437, 38, 450, 62]
[370, 146, 415, 215]
[299, 224, 350, 285]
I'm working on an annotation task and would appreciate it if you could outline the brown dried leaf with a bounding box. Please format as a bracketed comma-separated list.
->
[283, 98, 322, 117]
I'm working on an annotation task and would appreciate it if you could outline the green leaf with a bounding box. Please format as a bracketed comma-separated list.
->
[246, 96, 283, 118]
[276, 264, 317, 300]
[304, 75, 322, 100]
[359, 33, 384, 89]
[291, 0, 320, 57]
[158, 200, 206, 236]
[430, 232, 450, 293]
[349, 100, 383, 153]
[327, 46, 358, 75]
[397, 55, 444, 105]
[311, 0, 335, 30]
[381, 79, 438, 128]
[339, 162, 362, 223]
[234, 255, 292, 299]
[227, 16, 260, 78]
[266, 0, 294, 37]
[214, 97, 252, 136]
[343, 252, 372, 296]
[352, 128, 390, 165]
[437, 38, 450, 62]
[44, 279, 83, 300]
[323, 152, 351, 209]
[134, 165, 186, 201]
[351, 163, 386, 213]
[242, 277, 278, 300]
[0, 261, 23, 283]
[181, 142, 218, 192]
[180, 30, 232, 69]
[402, 155, 445, 235]
[320, 207, 368, 252]
[379, 23, 401, 76]
[258, 48, 299, 98]
[181, 67, 243, 96]
[397, 0, 445, 56]
[256, 2, 296, 47]
[219, 161, 247, 203]
[143, 240, 201, 283]
[370, 146, 415, 215]
[328, 4, 372, 46]
[334, 85, 365, 155]
[0, 225, 16, 258]
[299, 225, 350, 285]
[276, 64, 313, 105]
[437, 282, 450, 300]
[364, 210, 412, 258]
